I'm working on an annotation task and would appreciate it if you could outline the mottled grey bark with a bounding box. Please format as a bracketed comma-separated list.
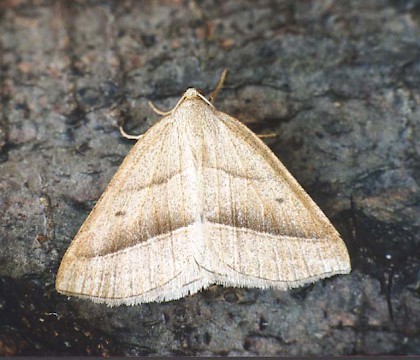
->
[0, 0, 419, 356]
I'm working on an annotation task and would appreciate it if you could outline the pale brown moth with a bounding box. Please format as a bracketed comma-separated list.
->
[56, 71, 351, 306]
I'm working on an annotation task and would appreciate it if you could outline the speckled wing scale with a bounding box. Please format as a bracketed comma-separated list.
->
[56, 88, 351, 306]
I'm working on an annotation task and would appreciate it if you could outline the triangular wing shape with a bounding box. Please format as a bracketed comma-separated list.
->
[56, 114, 209, 305]
[196, 108, 351, 289]
[56, 90, 351, 306]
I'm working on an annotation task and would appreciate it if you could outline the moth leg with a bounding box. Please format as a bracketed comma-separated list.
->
[208, 68, 228, 103]
[258, 133, 278, 139]
[148, 101, 172, 116]
[119, 124, 143, 140]
[209, 68, 275, 140]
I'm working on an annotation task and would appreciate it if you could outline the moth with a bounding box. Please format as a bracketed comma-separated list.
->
[56, 71, 351, 306]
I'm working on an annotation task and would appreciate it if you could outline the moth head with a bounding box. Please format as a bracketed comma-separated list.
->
[184, 88, 201, 99]
[180, 88, 214, 109]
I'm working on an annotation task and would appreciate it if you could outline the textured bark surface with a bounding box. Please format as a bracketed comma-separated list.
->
[0, 0, 419, 356]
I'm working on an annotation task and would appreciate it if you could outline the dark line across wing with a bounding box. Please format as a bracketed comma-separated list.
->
[120, 165, 275, 194]
[82, 221, 324, 259]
